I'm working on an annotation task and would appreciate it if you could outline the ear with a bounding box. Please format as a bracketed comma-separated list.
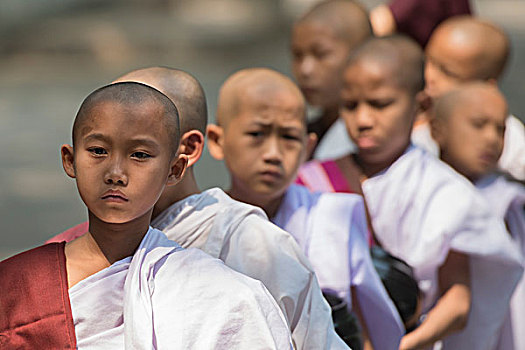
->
[416, 90, 432, 114]
[305, 132, 318, 161]
[429, 116, 445, 146]
[178, 130, 204, 168]
[167, 154, 188, 186]
[487, 78, 498, 86]
[206, 124, 225, 160]
[61, 144, 76, 178]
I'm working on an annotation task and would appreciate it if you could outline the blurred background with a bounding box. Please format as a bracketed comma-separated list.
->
[1, 0, 524, 259]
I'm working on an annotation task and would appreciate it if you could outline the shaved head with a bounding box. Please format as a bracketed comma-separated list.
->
[427, 16, 510, 80]
[114, 67, 207, 135]
[433, 82, 507, 123]
[216, 68, 305, 127]
[348, 35, 424, 94]
[431, 81, 507, 181]
[73, 82, 180, 153]
[297, 0, 372, 47]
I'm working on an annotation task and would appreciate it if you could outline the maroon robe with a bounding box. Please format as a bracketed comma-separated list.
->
[0, 243, 77, 348]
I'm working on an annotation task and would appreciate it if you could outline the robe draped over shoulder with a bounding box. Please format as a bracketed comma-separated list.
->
[297, 146, 524, 349]
[0, 242, 76, 349]
[362, 146, 523, 350]
[152, 188, 347, 350]
[272, 184, 404, 349]
[477, 175, 525, 350]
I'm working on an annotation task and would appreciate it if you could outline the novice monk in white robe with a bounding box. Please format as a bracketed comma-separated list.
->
[48, 67, 345, 349]
[430, 83, 525, 350]
[70, 227, 291, 349]
[5, 82, 292, 349]
[414, 16, 525, 181]
[207, 67, 405, 350]
[297, 36, 524, 350]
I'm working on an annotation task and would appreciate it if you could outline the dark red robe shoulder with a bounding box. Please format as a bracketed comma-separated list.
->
[0, 243, 77, 349]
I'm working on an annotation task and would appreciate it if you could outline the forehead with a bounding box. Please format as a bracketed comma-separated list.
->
[343, 59, 403, 92]
[426, 29, 481, 76]
[77, 100, 169, 139]
[451, 90, 507, 121]
[292, 20, 341, 46]
[234, 87, 305, 125]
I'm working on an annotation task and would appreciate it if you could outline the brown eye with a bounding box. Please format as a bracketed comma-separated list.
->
[342, 101, 357, 111]
[131, 151, 152, 160]
[88, 147, 107, 156]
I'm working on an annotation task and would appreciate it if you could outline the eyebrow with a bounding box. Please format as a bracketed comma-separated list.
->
[82, 133, 161, 151]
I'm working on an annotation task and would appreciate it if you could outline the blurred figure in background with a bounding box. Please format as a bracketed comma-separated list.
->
[415, 15, 525, 181]
[370, 0, 471, 47]
[431, 82, 525, 350]
[297, 35, 523, 349]
[291, 0, 372, 160]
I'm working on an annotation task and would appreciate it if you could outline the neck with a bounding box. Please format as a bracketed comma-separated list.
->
[152, 168, 201, 219]
[228, 185, 285, 219]
[355, 141, 411, 178]
[439, 153, 477, 184]
[87, 210, 152, 264]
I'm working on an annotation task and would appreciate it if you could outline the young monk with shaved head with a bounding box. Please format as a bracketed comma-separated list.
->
[431, 82, 525, 350]
[0, 82, 293, 348]
[48, 67, 345, 349]
[297, 35, 523, 349]
[207, 67, 404, 350]
[413, 15, 525, 181]
[291, 0, 372, 160]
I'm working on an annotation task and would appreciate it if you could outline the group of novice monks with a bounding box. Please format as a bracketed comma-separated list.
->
[1, 0, 524, 349]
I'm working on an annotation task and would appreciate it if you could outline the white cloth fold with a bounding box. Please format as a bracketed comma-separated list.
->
[477, 175, 525, 350]
[362, 146, 524, 350]
[70, 227, 293, 349]
[152, 188, 348, 350]
[273, 184, 404, 350]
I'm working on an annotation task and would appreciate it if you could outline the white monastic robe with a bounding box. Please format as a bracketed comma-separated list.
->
[477, 175, 525, 350]
[313, 118, 357, 161]
[411, 115, 525, 181]
[272, 184, 404, 350]
[362, 145, 524, 350]
[69, 227, 292, 349]
[151, 188, 348, 350]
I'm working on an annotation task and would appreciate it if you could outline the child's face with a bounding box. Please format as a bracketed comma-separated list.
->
[64, 101, 180, 224]
[291, 21, 351, 108]
[218, 90, 312, 201]
[424, 32, 478, 99]
[436, 93, 506, 181]
[340, 60, 417, 165]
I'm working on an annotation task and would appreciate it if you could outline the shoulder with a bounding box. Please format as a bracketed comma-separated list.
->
[155, 247, 271, 296]
[0, 243, 64, 273]
[46, 222, 88, 244]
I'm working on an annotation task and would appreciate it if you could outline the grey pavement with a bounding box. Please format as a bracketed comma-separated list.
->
[1, 0, 524, 259]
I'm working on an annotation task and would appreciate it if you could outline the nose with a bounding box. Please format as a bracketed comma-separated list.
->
[297, 55, 315, 80]
[485, 124, 504, 149]
[355, 104, 374, 131]
[262, 136, 283, 165]
[104, 156, 128, 186]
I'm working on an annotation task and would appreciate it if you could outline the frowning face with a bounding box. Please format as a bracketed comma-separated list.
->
[218, 88, 311, 202]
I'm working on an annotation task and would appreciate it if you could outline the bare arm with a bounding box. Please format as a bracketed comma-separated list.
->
[370, 4, 397, 37]
[399, 251, 471, 350]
